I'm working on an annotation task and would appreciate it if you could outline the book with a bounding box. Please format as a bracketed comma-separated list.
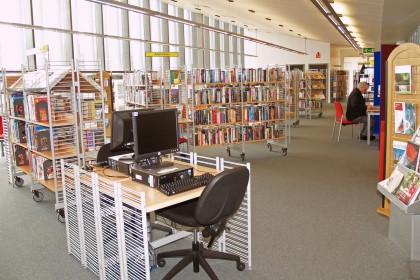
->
[400, 141, 420, 171]
[394, 65, 412, 94]
[11, 93, 25, 117]
[14, 145, 28, 166]
[384, 166, 405, 193]
[42, 160, 54, 180]
[392, 169, 420, 205]
[393, 140, 407, 163]
[394, 102, 416, 134]
[34, 97, 49, 122]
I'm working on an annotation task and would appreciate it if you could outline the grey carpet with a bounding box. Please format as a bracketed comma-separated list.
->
[0, 104, 418, 280]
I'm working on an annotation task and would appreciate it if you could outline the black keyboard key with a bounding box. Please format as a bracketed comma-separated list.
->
[158, 173, 215, 196]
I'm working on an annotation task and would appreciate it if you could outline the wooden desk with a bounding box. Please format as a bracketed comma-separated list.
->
[94, 161, 215, 213]
[367, 106, 380, 145]
[63, 155, 251, 279]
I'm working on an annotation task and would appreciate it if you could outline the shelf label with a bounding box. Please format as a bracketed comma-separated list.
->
[363, 48, 374, 54]
[145, 52, 179, 57]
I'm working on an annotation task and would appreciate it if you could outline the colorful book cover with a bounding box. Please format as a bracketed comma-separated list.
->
[400, 141, 420, 171]
[385, 166, 405, 193]
[393, 140, 407, 162]
[34, 97, 49, 122]
[395, 65, 412, 94]
[394, 102, 416, 134]
[392, 169, 420, 205]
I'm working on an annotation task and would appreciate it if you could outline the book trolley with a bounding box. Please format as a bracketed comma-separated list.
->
[191, 66, 289, 160]
[377, 43, 420, 260]
[304, 70, 327, 119]
[61, 152, 252, 279]
[289, 68, 302, 128]
[5, 60, 106, 221]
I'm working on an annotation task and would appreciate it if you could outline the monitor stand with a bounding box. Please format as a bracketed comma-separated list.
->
[137, 156, 174, 171]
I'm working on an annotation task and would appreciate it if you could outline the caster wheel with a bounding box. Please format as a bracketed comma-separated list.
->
[240, 153, 245, 161]
[282, 148, 288, 156]
[291, 123, 296, 128]
[318, 113, 322, 118]
[267, 143, 272, 151]
[33, 190, 44, 202]
[237, 262, 245, 271]
[15, 177, 24, 187]
[57, 209, 65, 223]
[157, 258, 166, 267]
[227, 148, 231, 157]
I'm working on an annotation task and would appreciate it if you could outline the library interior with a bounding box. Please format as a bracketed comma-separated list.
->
[1, 0, 420, 279]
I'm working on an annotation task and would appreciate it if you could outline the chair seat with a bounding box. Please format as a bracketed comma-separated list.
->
[342, 119, 357, 126]
[157, 199, 200, 227]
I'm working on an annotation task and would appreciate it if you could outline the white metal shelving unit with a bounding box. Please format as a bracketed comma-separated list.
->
[75, 60, 107, 166]
[7, 61, 79, 219]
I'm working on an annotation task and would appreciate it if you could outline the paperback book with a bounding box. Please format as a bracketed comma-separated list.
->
[392, 168, 420, 205]
[395, 65, 412, 94]
[400, 141, 420, 171]
[394, 102, 416, 135]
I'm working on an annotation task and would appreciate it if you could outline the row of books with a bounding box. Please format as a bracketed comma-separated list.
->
[81, 100, 103, 121]
[26, 124, 51, 152]
[195, 122, 283, 146]
[191, 67, 286, 84]
[83, 130, 105, 151]
[126, 89, 154, 105]
[9, 120, 26, 144]
[124, 71, 152, 86]
[194, 108, 240, 125]
[30, 153, 54, 181]
[194, 87, 242, 105]
[243, 105, 284, 122]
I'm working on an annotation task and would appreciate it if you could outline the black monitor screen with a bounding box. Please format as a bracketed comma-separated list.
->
[132, 108, 179, 169]
[110, 109, 150, 152]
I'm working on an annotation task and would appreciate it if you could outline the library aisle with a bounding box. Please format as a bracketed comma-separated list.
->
[0, 104, 419, 280]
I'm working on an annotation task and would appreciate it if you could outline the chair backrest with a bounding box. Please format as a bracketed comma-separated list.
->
[0, 116, 3, 135]
[333, 101, 344, 122]
[194, 166, 249, 226]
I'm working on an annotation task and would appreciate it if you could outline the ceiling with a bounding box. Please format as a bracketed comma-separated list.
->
[159, 0, 420, 51]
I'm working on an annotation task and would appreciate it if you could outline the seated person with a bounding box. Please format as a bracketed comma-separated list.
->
[346, 81, 375, 141]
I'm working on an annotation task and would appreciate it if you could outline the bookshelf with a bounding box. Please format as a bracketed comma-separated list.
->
[124, 70, 164, 110]
[379, 43, 420, 217]
[8, 61, 79, 216]
[304, 70, 327, 118]
[190, 66, 289, 160]
[290, 68, 303, 127]
[330, 70, 348, 102]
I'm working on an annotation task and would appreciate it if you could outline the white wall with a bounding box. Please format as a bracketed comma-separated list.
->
[243, 29, 330, 68]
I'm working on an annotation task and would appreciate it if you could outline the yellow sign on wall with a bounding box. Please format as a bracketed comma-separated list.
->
[145, 52, 179, 57]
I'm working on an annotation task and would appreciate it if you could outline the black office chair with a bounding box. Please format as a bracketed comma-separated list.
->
[156, 166, 250, 280]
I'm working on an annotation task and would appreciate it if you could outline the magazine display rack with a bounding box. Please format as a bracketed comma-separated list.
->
[379, 43, 420, 217]
[8, 61, 79, 218]
[75, 60, 106, 166]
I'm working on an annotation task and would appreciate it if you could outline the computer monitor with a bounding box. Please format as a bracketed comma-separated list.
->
[110, 109, 147, 152]
[132, 108, 179, 170]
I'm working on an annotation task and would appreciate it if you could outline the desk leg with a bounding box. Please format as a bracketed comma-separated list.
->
[367, 113, 371, 145]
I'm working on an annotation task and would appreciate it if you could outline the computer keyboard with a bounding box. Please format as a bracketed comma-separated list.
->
[158, 173, 215, 196]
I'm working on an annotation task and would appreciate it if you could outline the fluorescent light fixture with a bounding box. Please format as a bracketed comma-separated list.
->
[85, 0, 307, 55]
[310, 0, 362, 56]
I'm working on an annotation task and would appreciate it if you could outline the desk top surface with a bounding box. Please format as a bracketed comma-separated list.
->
[94, 161, 217, 213]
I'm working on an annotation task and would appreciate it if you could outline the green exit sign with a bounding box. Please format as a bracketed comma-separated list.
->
[363, 48, 374, 54]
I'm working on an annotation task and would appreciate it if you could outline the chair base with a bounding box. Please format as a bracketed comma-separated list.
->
[157, 241, 245, 280]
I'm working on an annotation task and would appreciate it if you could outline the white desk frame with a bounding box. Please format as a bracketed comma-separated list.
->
[367, 109, 380, 145]
[61, 153, 252, 280]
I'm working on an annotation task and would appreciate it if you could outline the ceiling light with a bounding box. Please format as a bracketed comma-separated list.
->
[248, 10, 255, 13]
[85, 0, 307, 55]
[215, 15, 220, 17]
[310, 0, 362, 56]
[279, 24, 283, 27]
[265, 18, 271, 21]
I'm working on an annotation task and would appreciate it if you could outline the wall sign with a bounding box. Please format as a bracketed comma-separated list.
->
[145, 52, 179, 57]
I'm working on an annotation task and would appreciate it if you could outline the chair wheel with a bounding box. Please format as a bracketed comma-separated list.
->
[33, 190, 44, 202]
[237, 261, 245, 271]
[157, 258, 166, 267]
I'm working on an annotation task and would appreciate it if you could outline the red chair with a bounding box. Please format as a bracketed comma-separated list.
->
[0, 116, 4, 156]
[331, 101, 360, 142]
